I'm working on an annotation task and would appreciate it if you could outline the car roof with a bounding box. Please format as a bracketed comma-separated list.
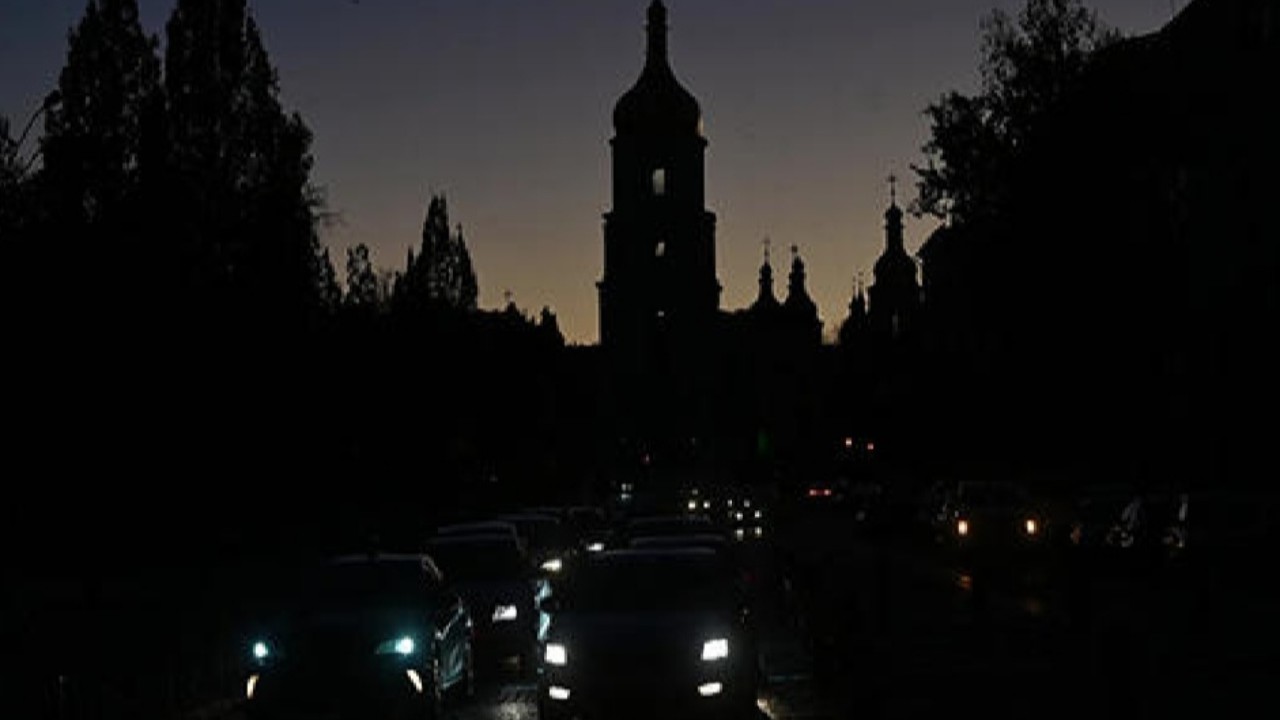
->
[436, 520, 519, 535]
[599, 546, 718, 561]
[425, 532, 524, 549]
[628, 533, 728, 549]
[326, 552, 445, 582]
[627, 513, 715, 528]
[496, 512, 562, 525]
[424, 530, 514, 540]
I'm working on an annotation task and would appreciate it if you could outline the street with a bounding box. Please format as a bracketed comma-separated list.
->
[7, 492, 1279, 720]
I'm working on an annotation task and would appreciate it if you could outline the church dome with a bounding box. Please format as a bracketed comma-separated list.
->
[613, 1, 703, 138]
[874, 248, 918, 283]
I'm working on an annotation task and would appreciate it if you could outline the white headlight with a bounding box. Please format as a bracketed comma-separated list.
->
[701, 638, 729, 661]
[545, 642, 568, 666]
[375, 635, 418, 656]
[493, 604, 518, 622]
[541, 558, 564, 573]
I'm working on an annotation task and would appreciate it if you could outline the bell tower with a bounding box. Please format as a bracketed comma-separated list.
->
[598, 1, 721, 463]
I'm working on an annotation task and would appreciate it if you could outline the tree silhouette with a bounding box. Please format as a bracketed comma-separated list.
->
[0, 117, 24, 236]
[344, 242, 382, 314]
[164, 0, 329, 334]
[911, 0, 1118, 223]
[41, 0, 162, 230]
[29, 0, 164, 333]
[394, 192, 479, 315]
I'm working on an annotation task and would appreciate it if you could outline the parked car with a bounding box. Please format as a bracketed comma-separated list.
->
[423, 532, 543, 676]
[495, 512, 572, 575]
[1066, 484, 1195, 568]
[536, 546, 761, 720]
[241, 552, 475, 720]
[617, 513, 721, 546]
[434, 519, 522, 544]
[933, 479, 1047, 556]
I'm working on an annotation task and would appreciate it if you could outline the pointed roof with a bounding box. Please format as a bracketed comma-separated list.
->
[783, 244, 817, 316]
[873, 174, 918, 286]
[751, 237, 781, 313]
[613, 1, 703, 138]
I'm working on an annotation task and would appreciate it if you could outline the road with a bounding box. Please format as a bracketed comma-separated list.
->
[7, 497, 1279, 719]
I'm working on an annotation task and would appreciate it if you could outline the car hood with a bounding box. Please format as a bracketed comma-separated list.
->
[547, 608, 737, 650]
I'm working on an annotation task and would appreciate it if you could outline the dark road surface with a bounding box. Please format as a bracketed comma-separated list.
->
[7, 499, 1279, 720]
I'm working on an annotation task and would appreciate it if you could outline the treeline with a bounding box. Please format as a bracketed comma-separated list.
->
[1, 0, 574, 558]
[905, 0, 1278, 488]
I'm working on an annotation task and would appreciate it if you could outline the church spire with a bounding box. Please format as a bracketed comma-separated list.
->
[785, 244, 815, 312]
[885, 172, 905, 253]
[754, 236, 779, 309]
[646, 1, 669, 71]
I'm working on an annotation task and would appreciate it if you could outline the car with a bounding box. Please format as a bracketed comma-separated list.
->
[627, 532, 771, 614]
[434, 519, 522, 544]
[932, 479, 1047, 556]
[423, 532, 544, 676]
[241, 552, 475, 720]
[494, 512, 572, 575]
[536, 546, 761, 720]
[618, 513, 720, 546]
[1065, 484, 1196, 569]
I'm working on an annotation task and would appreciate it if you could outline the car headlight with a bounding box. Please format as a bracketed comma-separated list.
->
[493, 604, 519, 622]
[1024, 518, 1039, 536]
[375, 635, 418, 657]
[545, 642, 568, 666]
[541, 557, 564, 573]
[701, 638, 729, 662]
[251, 640, 272, 662]
[956, 518, 970, 536]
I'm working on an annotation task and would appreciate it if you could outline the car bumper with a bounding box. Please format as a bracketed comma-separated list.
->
[244, 661, 432, 719]
[537, 668, 755, 720]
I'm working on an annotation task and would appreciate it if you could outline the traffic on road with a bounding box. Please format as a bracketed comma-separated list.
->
[8, 476, 1279, 720]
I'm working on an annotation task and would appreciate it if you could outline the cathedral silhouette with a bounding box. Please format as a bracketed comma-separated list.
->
[588, 1, 924, 494]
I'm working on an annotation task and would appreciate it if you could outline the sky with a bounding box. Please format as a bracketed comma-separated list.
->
[1, 0, 1178, 345]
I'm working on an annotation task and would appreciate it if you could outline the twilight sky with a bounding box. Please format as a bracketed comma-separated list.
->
[2, 0, 1176, 345]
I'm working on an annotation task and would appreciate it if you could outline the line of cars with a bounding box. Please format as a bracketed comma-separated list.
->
[234, 501, 769, 720]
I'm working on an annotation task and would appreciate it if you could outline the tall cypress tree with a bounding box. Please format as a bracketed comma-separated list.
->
[164, 0, 328, 335]
[36, 0, 163, 330]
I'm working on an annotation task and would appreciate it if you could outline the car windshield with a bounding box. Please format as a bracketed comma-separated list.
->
[959, 483, 1027, 508]
[425, 540, 528, 581]
[287, 557, 444, 615]
[564, 551, 736, 612]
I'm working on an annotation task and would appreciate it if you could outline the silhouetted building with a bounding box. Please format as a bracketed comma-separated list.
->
[868, 179, 922, 344]
[598, 0, 721, 463]
[588, 1, 951, 492]
[913, 0, 1279, 488]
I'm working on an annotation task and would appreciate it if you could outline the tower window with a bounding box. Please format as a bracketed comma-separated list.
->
[655, 241, 666, 257]
[652, 168, 666, 196]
